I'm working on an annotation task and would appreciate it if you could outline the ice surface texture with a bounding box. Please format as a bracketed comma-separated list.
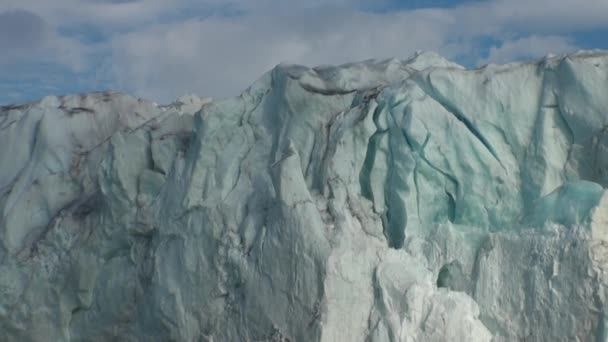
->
[1, 50, 608, 341]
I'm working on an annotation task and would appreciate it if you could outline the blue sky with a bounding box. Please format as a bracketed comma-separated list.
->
[1, 0, 607, 105]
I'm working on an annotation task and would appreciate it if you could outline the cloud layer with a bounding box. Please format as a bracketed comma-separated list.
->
[1, 0, 607, 104]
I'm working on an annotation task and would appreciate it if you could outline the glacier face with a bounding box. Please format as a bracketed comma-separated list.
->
[0, 50, 608, 341]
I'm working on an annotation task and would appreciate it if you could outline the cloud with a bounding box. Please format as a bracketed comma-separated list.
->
[481, 35, 578, 65]
[2, 0, 608, 104]
[481, 0, 608, 32]
[0, 10, 48, 51]
[108, 9, 454, 102]
[107, 0, 608, 102]
[5, 0, 607, 32]
[0, 9, 86, 71]
[1, 0, 382, 30]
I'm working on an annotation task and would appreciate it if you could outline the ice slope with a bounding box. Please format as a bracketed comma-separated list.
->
[0, 50, 607, 341]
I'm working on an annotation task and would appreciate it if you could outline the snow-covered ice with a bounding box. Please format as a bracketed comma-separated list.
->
[1, 50, 608, 341]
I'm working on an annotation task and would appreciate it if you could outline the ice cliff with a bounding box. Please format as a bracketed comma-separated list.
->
[1, 50, 608, 341]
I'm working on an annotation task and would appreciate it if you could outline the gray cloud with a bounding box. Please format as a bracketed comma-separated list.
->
[0, 10, 49, 52]
[0, 8, 86, 70]
[6, 0, 608, 31]
[1, 0, 380, 29]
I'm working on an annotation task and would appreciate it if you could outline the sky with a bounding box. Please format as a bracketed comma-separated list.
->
[0, 0, 607, 105]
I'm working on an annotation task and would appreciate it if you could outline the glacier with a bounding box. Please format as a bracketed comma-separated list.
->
[0, 50, 608, 341]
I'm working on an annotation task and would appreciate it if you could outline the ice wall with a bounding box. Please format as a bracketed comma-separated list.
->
[0, 50, 608, 341]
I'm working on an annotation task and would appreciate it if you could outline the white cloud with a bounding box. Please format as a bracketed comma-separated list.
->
[106, 0, 608, 102]
[2, 0, 608, 103]
[109, 9, 452, 102]
[481, 35, 578, 65]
